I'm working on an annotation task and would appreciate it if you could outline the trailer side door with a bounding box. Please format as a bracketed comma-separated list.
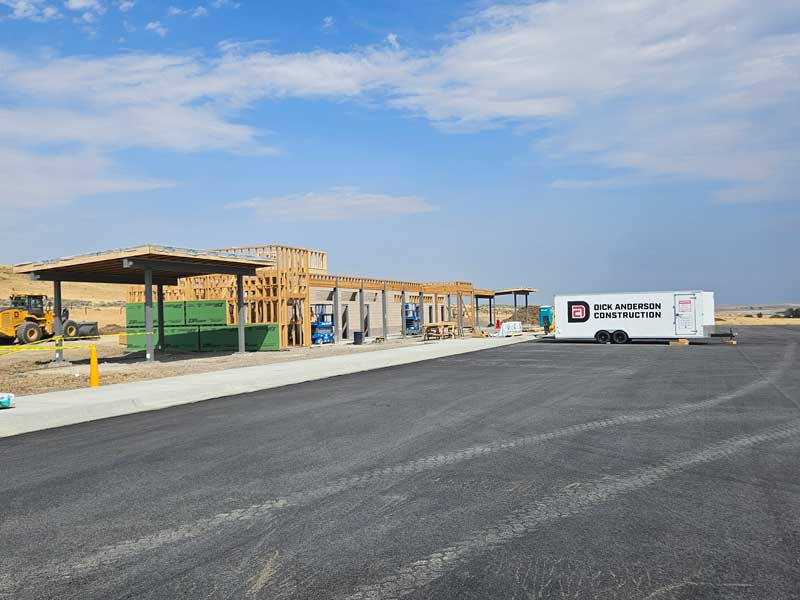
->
[674, 293, 698, 336]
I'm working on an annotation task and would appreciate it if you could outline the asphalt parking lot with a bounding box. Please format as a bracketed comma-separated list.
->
[1, 326, 799, 599]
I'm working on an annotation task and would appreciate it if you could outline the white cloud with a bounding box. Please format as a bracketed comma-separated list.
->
[0, 0, 61, 21]
[116, 0, 132, 11]
[145, 20, 167, 37]
[64, 0, 102, 10]
[1, 0, 798, 206]
[167, 5, 207, 18]
[386, 33, 399, 50]
[227, 188, 435, 221]
[550, 178, 634, 191]
[321, 15, 333, 30]
[0, 146, 173, 208]
[392, 0, 800, 202]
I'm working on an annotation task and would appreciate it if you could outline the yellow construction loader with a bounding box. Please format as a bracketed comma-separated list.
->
[0, 293, 80, 345]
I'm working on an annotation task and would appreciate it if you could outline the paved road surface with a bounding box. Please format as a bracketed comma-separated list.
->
[2, 326, 799, 599]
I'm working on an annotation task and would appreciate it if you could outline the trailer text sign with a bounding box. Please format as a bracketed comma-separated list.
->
[593, 302, 662, 320]
[568, 300, 662, 322]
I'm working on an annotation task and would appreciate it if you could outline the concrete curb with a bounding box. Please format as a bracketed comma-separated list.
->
[0, 335, 532, 438]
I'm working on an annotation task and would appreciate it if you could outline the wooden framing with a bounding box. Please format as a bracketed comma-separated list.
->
[124, 244, 530, 348]
[129, 245, 312, 348]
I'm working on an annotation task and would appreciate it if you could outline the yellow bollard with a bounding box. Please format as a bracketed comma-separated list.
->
[89, 345, 100, 387]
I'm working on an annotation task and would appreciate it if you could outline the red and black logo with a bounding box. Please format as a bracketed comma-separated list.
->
[567, 301, 590, 323]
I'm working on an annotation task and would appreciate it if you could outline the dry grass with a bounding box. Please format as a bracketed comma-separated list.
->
[715, 312, 800, 326]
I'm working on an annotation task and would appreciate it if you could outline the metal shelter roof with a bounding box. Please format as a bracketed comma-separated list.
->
[493, 287, 538, 296]
[474, 287, 538, 299]
[14, 245, 274, 285]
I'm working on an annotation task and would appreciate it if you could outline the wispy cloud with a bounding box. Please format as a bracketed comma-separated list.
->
[1, 0, 798, 207]
[227, 188, 435, 221]
[144, 20, 167, 37]
[550, 178, 635, 191]
[0, 146, 174, 208]
[321, 15, 333, 30]
[0, 0, 61, 21]
[167, 5, 207, 18]
[64, 0, 102, 11]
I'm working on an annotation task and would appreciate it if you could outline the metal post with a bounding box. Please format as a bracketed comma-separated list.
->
[475, 296, 479, 331]
[333, 278, 341, 343]
[236, 273, 246, 353]
[457, 294, 464, 335]
[447, 294, 451, 322]
[525, 293, 529, 324]
[513, 292, 518, 320]
[144, 268, 154, 362]
[489, 298, 494, 326]
[418, 291, 425, 329]
[359, 284, 366, 338]
[382, 282, 388, 339]
[400, 290, 406, 337]
[52, 279, 64, 364]
[157, 284, 165, 352]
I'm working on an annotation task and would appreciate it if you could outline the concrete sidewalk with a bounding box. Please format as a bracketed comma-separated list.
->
[0, 335, 532, 438]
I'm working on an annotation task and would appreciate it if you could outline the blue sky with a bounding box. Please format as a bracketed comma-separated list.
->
[1, 0, 798, 304]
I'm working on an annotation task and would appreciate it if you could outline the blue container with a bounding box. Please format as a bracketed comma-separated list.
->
[539, 305, 553, 328]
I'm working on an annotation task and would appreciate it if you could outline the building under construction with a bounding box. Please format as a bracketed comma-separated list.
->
[127, 245, 534, 350]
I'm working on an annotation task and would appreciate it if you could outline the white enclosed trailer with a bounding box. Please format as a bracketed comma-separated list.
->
[554, 291, 716, 343]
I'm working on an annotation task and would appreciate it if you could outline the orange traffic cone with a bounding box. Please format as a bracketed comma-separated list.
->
[89, 345, 100, 387]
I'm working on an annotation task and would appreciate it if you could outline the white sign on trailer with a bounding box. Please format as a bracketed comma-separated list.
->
[554, 291, 715, 343]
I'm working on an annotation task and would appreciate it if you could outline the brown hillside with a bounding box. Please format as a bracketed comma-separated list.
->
[0, 265, 126, 328]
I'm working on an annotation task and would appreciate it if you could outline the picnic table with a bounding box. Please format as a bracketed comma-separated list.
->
[423, 322, 457, 341]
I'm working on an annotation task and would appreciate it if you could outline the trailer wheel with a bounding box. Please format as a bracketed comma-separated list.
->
[612, 330, 629, 344]
[594, 330, 611, 344]
[16, 322, 43, 344]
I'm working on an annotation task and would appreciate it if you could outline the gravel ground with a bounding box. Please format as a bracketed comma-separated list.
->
[0, 335, 440, 396]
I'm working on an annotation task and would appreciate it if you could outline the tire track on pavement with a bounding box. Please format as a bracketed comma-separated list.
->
[342, 418, 800, 600]
[8, 343, 793, 590]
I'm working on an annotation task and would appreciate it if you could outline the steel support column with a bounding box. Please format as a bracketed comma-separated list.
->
[333, 278, 341, 343]
[400, 290, 406, 337]
[382, 282, 388, 338]
[525, 293, 529, 324]
[236, 274, 246, 353]
[144, 268, 154, 362]
[156, 284, 165, 352]
[513, 293, 518, 320]
[359, 285, 366, 338]
[447, 294, 451, 321]
[457, 294, 464, 335]
[52, 279, 64, 364]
